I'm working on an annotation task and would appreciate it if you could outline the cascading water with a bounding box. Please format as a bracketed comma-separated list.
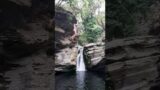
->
[56, 45, 105, 90]
[76, 45, 86, 71]
[76, 45, 86, 90]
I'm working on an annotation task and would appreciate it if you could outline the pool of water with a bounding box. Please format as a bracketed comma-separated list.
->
[55, 71, 105, 90]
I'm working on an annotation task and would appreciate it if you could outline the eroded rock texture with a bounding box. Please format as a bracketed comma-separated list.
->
[105, 36, 160, 90]
[0, 0, 54, 90]
[54, 7, 78, 72]
[84, 42, 105, 72]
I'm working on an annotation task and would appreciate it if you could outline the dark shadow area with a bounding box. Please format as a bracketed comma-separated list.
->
[106, 0, 160, 89]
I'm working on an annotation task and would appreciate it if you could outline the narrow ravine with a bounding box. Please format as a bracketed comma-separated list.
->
[54, 2, 105, 89]
[55, 44, 105, 90]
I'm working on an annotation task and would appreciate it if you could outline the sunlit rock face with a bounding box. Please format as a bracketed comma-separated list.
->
[55, 7, 77, 51]
[84, 42, 105, 72]
[54, 7, 79, 72]
[105, 36, 160, 90]
[55, 47, 78, 72]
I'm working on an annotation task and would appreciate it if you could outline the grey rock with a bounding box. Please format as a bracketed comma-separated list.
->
[106, 36, 160, 90]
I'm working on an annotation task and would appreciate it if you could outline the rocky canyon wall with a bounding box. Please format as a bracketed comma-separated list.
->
[105, 36, 160, 90]
[0, 0, 54, 90]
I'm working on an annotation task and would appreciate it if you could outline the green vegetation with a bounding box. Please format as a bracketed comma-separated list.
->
[79, 15, 102, 44]
[55, 0, 105, 45]
[56, 0, 156, 42]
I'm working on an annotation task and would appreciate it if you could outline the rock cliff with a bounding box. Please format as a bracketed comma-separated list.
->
[54, 7, 78, 72]
[105, 36, 160, 90]
[84, 42, 105, 72]
[0, 0, 54, 90]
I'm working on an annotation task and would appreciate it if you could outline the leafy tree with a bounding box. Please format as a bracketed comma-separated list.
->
[79, 15, 102, 45]
[56, 0, 105, 44]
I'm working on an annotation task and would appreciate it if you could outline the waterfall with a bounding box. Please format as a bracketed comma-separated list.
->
[76, 46, 86, 71]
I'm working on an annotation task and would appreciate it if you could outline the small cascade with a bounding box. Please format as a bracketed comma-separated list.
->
[76, 46, 86, 71]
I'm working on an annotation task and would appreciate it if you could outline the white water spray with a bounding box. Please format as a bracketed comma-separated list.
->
[76, 45, 86, 71]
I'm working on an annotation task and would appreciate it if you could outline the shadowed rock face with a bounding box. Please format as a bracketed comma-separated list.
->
[0, 0, 54, 90]
[105, 36, 160, 90]
[0, 0, 52, 59]
[105, 2, 160, 89]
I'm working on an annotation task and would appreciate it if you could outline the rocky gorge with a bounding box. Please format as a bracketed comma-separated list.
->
[0, 0, 160, 90]
[54, 6, 105, 73]
[55, 42, 105, 72]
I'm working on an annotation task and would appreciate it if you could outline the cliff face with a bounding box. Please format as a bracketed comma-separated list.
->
[0, 0, 78, 89]
[0, 0, 54, 90]
[55, 7, 77, 51]
[105, 36, 160, 90]
[0, 0, 52, 59]
[84, 35, 160, 89]
[54, 7, 78, 72]
[133, 1, 160, 36]
[105, 2, 160, 89]
[84, 42, 105, 72]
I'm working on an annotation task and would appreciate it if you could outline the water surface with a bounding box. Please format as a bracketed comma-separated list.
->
[55, 71, 105, 90]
